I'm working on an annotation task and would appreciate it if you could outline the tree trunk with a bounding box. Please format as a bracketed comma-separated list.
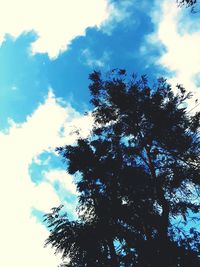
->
[108, 239, 119, 267]
[145, 146, 170, 266]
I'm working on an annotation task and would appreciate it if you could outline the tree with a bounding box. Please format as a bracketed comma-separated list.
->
[177, 0, 197, 7]
[177, 0, 199, 12]
[45, 69, 200, 267]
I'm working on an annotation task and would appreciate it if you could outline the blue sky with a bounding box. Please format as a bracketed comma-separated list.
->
[0, 0, 199, 266]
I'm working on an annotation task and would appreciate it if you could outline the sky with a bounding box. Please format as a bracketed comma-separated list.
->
[0, 0, 199, 266]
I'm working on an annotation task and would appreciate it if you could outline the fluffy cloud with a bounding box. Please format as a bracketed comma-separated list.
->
[149, 0, 200, 111]
[45, 170, 77, 196]
[81, 48, 111, 68]
[0, 0, 110, 58]
[0, 90, 93, 267]
[100, 0, 134, 35]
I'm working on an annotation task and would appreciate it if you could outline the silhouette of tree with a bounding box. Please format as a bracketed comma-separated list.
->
[177, 0, 196, 6]
[177, 0, 200, 12]
[45, 70, 200, 267]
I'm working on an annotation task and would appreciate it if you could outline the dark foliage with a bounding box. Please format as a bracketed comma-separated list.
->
[177, 0, 200, 12]
[45, 70, 200, 267]
[177, 0, 197, 6]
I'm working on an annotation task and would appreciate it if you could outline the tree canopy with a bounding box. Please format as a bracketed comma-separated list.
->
[177, 0, 197, 7]
[45, 70, 200, 267]
[177, 0, 199, 12]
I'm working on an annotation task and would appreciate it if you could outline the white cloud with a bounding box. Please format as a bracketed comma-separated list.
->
[0, 90, 93, 267]
[81, 48, 110, 68]
[44, 169, 79, 218]
[0, 0, 110, 58]
[45, 169, 77, 196]
[101, 0, 134, 35]
[149, 0, 200, 111]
